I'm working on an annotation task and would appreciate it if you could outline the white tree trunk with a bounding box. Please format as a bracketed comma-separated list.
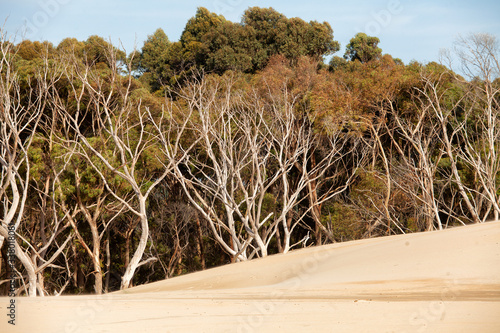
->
[121, 199, 149, 289]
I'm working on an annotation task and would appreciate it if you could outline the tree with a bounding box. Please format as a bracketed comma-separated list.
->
[437, 33, 500, 222]
[329, 56, 348, 72]
[51, 150, 125, 294]
[55, 44, 189, 289]
[1, 32, 72, 296]
[168, 7, 340, 78]
[56, 38, 85, 57]
[344, 33, 382, 63]
[262, 80, 364, 248]
[389, 90, 445, 231]
[409, 66, 480, 226]
[180, 7, 226, 68]
[256, 55, 368, 244]
[201, 21, 260, 74]
[456, 33, 500, 221]
[165, 74, 279, 260]
[241, 7, 285, 56]
[339, 55, 417, 235]
[242, 7, 339, 66]
[83, 35, 126, 68]
[16, 40, 55, 61]
[140, 28, 173, 90]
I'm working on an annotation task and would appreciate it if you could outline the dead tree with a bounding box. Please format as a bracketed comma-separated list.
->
[55, 43, 187, 289]
[161, 74, 364, 260]
[263, 84, 365, 249]
[0, 32, 71, 296]
[454, 33, 500, 221]
[387, 96, 445, 231]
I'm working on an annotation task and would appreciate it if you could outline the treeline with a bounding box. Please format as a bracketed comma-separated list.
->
[0, 7, 499, 296]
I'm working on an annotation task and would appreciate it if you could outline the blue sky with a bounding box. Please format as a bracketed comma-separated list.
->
[1, 0, 500, 66]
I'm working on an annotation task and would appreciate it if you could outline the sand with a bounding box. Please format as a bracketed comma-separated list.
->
[2, 221, 499, 332]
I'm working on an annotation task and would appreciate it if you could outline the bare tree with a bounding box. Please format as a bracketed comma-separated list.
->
[454, 33, 500, 221]
[386, 95, 445, 231]
[263, 84, 365, 249]
[0, 32, 71, 296]
[161, 74, 364, 261]
[54, 43, 187, 289]
[362, 110, 400, 236]
[413, 71, 481, 225]
[52, 160, 125, 294]
[167, 75, 275, 260]
[419, 33, 500, 224]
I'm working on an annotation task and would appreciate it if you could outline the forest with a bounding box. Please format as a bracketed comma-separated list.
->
[1, 6, 499, 296]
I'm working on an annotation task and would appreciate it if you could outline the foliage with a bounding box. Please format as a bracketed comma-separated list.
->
[344, 32, 382, 63]
[1, 13, 498, 297]
[138, 7, 340, 91]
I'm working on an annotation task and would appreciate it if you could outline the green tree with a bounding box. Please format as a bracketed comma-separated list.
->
[241, 7, 285, 57]
[180, 7, 226, 67]
[83, 35, 126, 67]
[344, 32, 382, 63]
[328, 55, 348, 72]
[150, 7, 342, 79]
[56, 37, 85, 57]
[304, 20, 340, 59]
[16, 40, 55, 60]
[242, 7, 339, 66]
[202, 21, 261, 73]
[140, 28, 173, 90]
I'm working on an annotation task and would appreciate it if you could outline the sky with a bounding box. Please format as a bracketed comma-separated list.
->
[1, 0, 500, 68]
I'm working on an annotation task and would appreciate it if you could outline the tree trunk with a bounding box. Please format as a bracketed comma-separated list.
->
[104, 230, 111, 293]
[275, 223, 284, 254]
[15, 244, 37, 297]
[93, 254, 103, 294]
[91, 225, 103, 294]
[195, 215, 206, 270]
[121, 199, 149, 290]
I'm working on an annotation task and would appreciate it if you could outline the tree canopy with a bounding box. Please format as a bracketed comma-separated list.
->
[344, 32, 382, 63]
[136, 7, 340, 89]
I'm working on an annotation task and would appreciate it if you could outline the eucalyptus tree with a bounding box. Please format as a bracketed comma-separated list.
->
[0, 32, 72, 296]
[55, 41, 190, 289]
[434, 33, 500, 223]
[344, 33, 382, 63]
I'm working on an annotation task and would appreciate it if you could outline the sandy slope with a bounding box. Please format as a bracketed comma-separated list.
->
[2, 221, 500, 332]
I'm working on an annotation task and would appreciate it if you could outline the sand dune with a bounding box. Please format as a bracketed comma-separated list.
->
[2, 221, 500, 332]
